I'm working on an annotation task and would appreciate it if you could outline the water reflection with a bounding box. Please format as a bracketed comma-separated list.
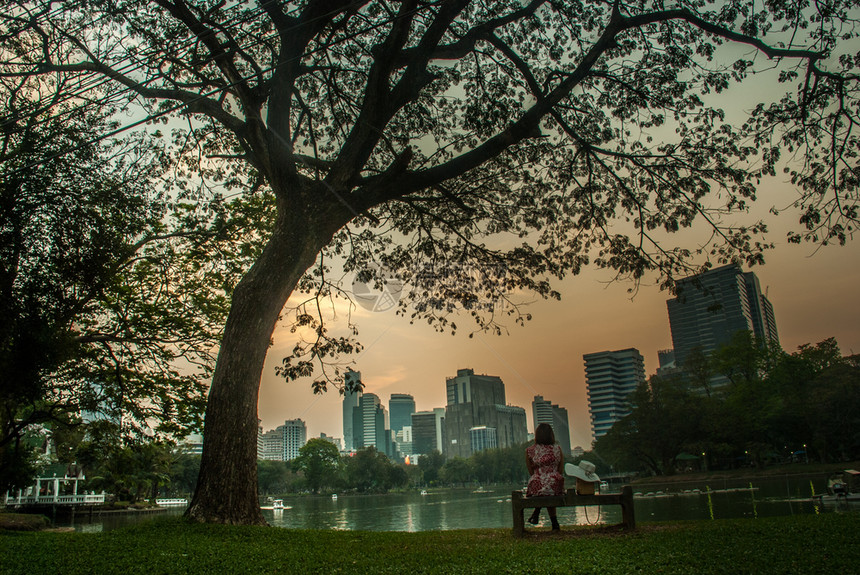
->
[53, 477, 856, 533]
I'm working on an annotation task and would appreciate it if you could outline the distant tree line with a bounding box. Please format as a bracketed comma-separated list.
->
[595, 334, 860, 476]
[160, 441, 534, 499]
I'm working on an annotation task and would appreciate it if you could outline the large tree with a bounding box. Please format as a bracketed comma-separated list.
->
[0, 40, 249, 492]
[3, 0, 858, 524]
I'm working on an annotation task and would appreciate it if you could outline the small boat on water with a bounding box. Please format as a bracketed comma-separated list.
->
[420, 490, 428, 496]
[260, 499, 291, 511]
[815, 469, 860, 503]
[331, 493, 338, 500]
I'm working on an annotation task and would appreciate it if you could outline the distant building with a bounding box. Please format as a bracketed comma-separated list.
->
[470, 426, 498, 452]
[353, 392, 387, 453]
[260, 428, 285, 461]
[396, 426, 413, 457]
[342, 370, 362, 452]
[259, 419, 307, 461]
[667, 264, 779, 384]
[318, 433, 343, 452]
[531, 395, 572, 455]
[444, 368, 528, 458]
[584, 348, 646, 442]
[411, 408, 446, 457]
[181, 433, 204, 456]
[283, 419, 307, 461]
[388, 393, 416, 437]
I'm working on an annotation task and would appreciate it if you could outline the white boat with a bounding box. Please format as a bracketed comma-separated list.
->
[420, 490, 428, 496]
[331, 494, 338, 500]
[261, 499, 291, 511]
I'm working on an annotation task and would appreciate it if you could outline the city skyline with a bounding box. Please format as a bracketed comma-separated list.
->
[257, 198, 860, 451]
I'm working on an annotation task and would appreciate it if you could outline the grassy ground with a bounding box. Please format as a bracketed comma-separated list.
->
[1, 513, 858, 574]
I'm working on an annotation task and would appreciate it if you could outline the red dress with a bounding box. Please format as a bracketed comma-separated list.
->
[526, 443, 564, 496]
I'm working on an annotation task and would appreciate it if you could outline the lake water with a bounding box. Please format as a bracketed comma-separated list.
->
[53, 475, 856, 533]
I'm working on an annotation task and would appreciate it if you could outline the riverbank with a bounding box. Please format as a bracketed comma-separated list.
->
[2, 513, 858, 574]
[629, 461, 859, 489]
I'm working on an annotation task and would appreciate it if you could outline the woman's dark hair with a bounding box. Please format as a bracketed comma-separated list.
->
[534, 423, 556, 445]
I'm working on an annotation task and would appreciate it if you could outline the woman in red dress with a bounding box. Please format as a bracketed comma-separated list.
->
[525, 423, 565, 530]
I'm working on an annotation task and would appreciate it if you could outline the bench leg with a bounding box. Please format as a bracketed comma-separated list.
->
[620, 486, 635, 530]
[511, 492, 525, 536]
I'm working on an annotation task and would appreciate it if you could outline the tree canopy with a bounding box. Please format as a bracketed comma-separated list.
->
[3, 0, 859, 523]
[595, 336, 860, 475]
[293, 437, 341, 493]
[0, 37, 253, 492]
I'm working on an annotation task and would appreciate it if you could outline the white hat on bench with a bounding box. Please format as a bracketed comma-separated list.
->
[565, 460, 600, 483]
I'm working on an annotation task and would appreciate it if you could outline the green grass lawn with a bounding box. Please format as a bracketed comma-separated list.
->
[2, 513, 858, 574]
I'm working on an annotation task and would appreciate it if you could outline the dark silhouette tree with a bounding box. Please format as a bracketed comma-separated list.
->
[4, 0, 859, 523]
[0, 73, 240, 493]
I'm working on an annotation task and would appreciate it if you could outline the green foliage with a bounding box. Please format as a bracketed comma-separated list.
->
[75, 426, 174, 504]
[440, 457, 475, 486]
[344, 447, 408, 493]
[597, 335, 860, 475]
[417, 450, 446, 485]
[2, 514, 860, 574]
[0, 107, 228, 492]
[257, 460, 301, 496]
[6, 0, 860, 523]
[293, 438, 341, 494]
[167, 454, 201, 498]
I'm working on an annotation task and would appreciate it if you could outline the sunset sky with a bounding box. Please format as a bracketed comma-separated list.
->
[256, 175, 860, 452]
[251, 35, 860, 454]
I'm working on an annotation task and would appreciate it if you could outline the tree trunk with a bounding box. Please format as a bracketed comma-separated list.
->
[185, 206, 329, 524]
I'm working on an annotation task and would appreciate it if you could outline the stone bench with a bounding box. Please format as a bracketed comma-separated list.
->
[511, 485, 635, 536]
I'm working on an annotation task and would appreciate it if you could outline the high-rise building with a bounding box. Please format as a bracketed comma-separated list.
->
[353, 392, 387, 452]
[342, 370, 362, 452]
[667, 264, 779, 384]
[444, 368, 528, 458]
[260, 419, 307, 461]
[260, 427, 285, 460]
[388, 393, 415, 436]
[283, 419, 307, 461]
[411, 408, 446, 456]
[531, 395, 572, 455]
[584, 348, 646, 442]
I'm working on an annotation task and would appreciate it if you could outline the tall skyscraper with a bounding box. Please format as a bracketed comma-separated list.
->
[353, 392, 387, 453]
[342, 370, 362, 452]
[667, 264, 779, 380]
[444, 368, 528, 458]
[283, 419, 307, 461]
[388, 393, 416, 436]
[584, 348, 646, 442]
[411, 408, 446, 456]
[531, 395, 572, 455]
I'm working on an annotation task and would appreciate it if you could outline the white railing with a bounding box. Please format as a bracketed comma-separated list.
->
[4, 493, 105, 506]
[155, 498, 188, 507]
